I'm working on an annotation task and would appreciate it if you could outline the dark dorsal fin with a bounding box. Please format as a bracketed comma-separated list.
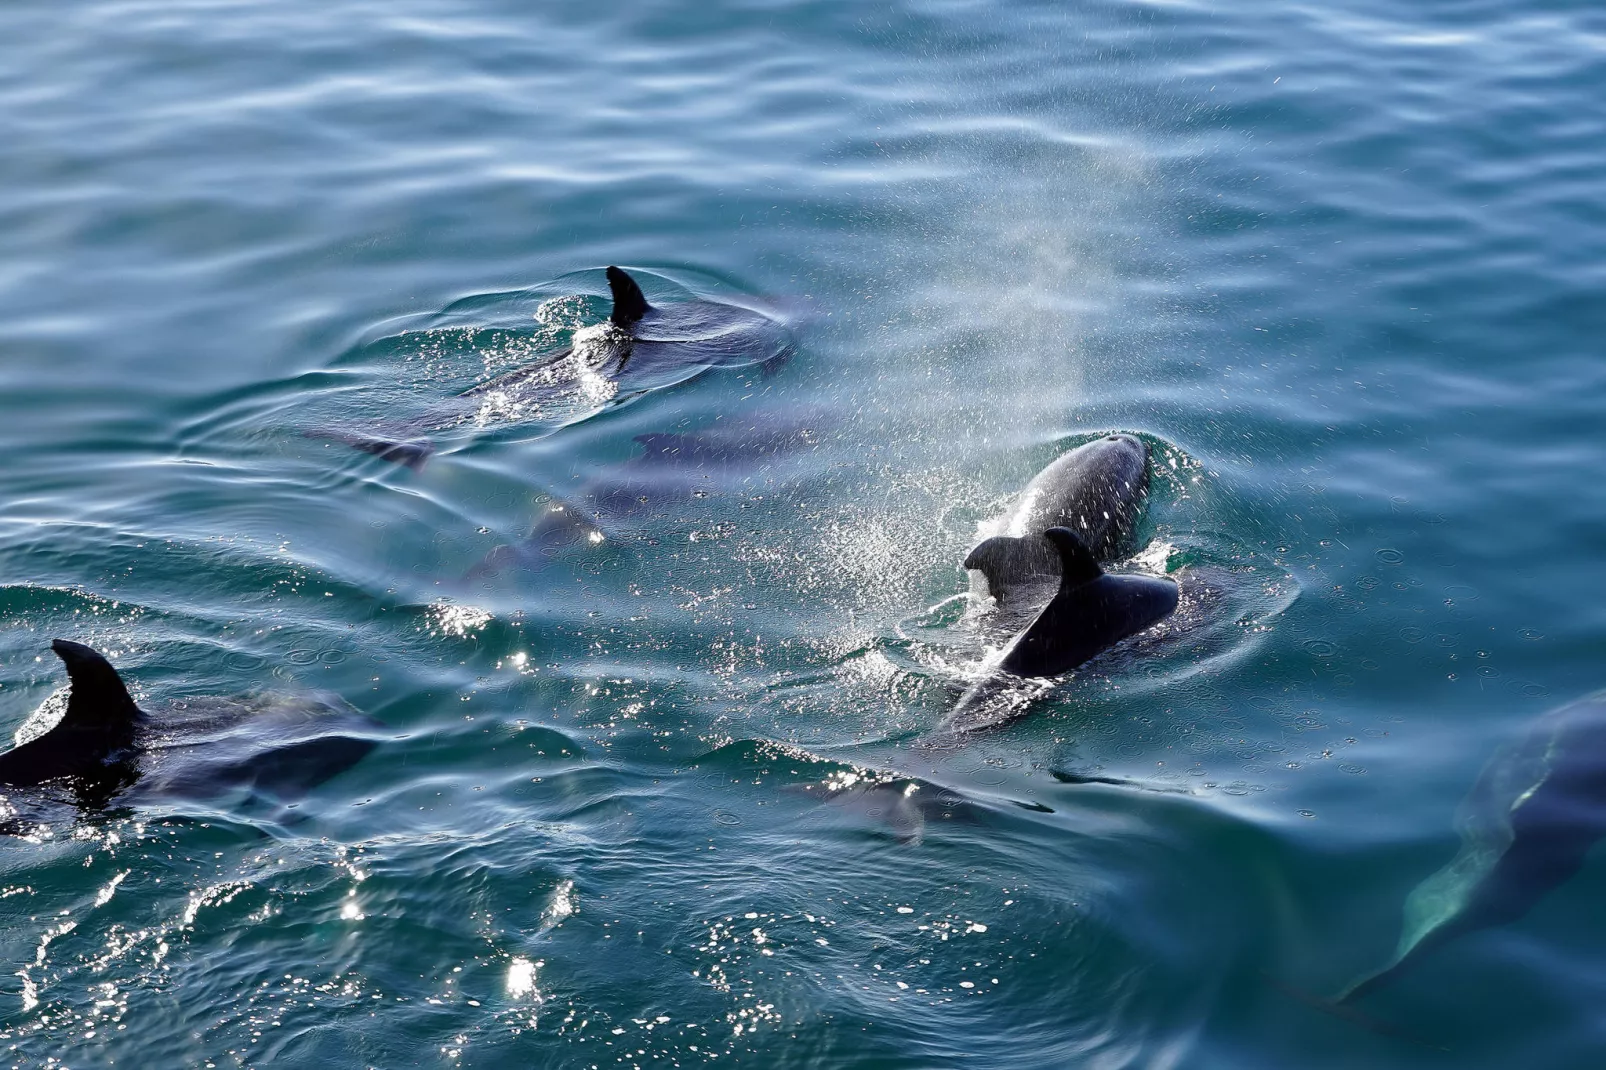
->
[962, 534, 1035, 586]
[961, 535, 1008, 572]
[51, 639, 143, 730]
[1044, 527, 1102, 590]
[606, 265, 650, 326]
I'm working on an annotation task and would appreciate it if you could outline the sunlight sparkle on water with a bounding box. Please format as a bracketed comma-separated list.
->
[426, 601, 493, 637]
[506, 957, 541, 999]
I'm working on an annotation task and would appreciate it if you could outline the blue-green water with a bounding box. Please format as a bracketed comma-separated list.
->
[4, 0, 1606, 1065]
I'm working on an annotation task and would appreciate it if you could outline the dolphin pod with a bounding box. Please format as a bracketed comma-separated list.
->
[0, 639, 383, 820]
[14, 249, 1593, 1035]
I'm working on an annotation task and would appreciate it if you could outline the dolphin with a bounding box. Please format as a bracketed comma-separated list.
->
[964, 434, 1150, 614]
[466, 414, 824, 580]
[940, 527, 1178, 735]
[321, 266, 794, 468]
[1338, 691, 1606, 1003]
[0, 640, 383, 819]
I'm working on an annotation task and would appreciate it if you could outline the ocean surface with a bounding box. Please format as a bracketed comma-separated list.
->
[3, 0, 1605, 1066]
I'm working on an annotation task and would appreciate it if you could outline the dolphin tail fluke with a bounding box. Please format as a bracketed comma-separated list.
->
[51, 640, 143, 731]
[606, 266, 650, 326]
[303, 429, 434, 471]
[1266, 973, 1450, 1052]
[1334, 962, 1409, 1007]
[1043, 527, 1104, 588]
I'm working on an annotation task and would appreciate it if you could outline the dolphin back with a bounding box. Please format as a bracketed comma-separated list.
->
[966, 434, 1151, 609]
[941, 530, 1177, 735]
[1011, 434, 1150, 557]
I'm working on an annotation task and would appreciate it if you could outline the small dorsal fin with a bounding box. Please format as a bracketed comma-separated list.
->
[606, 266, 650, 326]
[1044, 527, 1102, 589]
[961, 535, 1009, 573]
[51, 639, 142, 730]
[962, 534, 1033, 586]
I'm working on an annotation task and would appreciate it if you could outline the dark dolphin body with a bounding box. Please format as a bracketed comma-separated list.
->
[1339, 692, 1606, 1003]
[0, 641, 383, 824]
[467, 414, 824, 580]
[941, 527, 1178, 735]
[965, 434, 1150, 614]
[321, 266, 794, 469]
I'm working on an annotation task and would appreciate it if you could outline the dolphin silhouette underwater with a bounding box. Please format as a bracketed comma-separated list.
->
[964, 433, 1151, 617]
[1337, 691, 1606, 1003]
[466, 413, 826, 580]
[940, 527, 1179, 735]
[0, 640, 383, 821]
[314, 266, 795, 469]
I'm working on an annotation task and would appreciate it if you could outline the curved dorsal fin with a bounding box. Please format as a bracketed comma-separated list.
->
[1043, 527, 1102, 590]
[963, 534, 1043, 591]
[606, 266, 650, 326]
[51, 639, 142, 730]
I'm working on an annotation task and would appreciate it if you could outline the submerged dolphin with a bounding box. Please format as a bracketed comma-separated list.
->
[467, 415, 824, 580]
[319, 266, 794, 469]
[965, 434, 1150, 614]
[940, 527, 1178, 735]
[1339, 691, 1606, 1003]
[0, 640, 382, 819]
